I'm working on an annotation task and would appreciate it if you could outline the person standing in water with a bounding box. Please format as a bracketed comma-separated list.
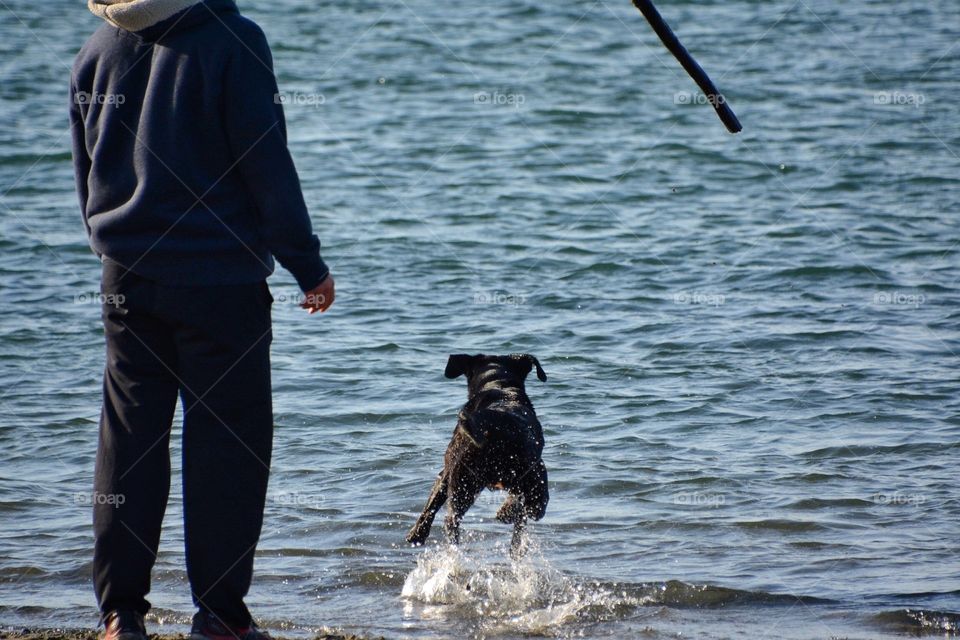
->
[70, 0, 335, 638]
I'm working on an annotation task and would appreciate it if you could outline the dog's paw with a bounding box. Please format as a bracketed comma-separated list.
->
[406, 529, 429, 546]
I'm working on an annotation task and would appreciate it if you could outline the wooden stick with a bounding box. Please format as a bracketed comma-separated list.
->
[631, 0, 742, 133]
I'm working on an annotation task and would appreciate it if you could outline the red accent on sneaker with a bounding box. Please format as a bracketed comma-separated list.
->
[100, 610, 147, 640]
[189, 611, 270, 640]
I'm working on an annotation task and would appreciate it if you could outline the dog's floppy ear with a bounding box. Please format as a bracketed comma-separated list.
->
[445, 354, 473, 379]
[510, 353, 547, 382]
[528, 355, 548, 382]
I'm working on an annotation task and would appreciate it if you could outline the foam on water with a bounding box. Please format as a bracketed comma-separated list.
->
[401, 536, 643, 636]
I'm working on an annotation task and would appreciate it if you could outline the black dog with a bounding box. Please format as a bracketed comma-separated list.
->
[406, 353, 549, 553]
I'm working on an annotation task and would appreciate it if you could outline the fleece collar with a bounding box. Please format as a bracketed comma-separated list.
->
[88, 0, 205, 32]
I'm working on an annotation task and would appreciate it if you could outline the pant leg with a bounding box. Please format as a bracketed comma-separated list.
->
[166, 280, 274, 627]
[94, 260, 179, 617]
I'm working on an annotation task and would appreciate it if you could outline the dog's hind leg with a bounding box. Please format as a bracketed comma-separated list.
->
[510, 514, 528, 559]
[406, 469, 448, 545]
[444, 479, 481, 545]
[522, 460, 549, 522]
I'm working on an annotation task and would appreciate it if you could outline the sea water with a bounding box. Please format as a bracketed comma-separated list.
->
[1, 0, 958, 637]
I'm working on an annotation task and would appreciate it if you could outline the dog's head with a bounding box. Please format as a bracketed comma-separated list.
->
[445, 353, 547, 394]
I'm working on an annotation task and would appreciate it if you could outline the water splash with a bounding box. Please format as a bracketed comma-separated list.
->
[401, 536, 645, 636]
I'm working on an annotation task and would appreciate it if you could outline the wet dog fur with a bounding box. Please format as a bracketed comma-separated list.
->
[406, 353, 549, 553]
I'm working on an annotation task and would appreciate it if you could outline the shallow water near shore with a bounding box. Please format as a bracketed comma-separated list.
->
[1, 0, 959, 638]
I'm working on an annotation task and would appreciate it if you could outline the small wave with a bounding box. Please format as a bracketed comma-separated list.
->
[642, 580, 832, 608]
[790, 471, 851, 483]
[800, 442, 960, 459]
[734, 519, 827, 533]
[872, 609, 960, 635]
[567, 261, 632, 276]
[771, 329, 868, 341]
[786, 497, 875, 510]
[772, 264, 889, 281]
[146, 607, 194, 626]
[368, 342, 401, 353]
[0, 566, 47, 583]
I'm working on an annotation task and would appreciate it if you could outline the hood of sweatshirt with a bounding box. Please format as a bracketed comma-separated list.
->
[87, 0, 238, 40]
[88, 0, 201, 31]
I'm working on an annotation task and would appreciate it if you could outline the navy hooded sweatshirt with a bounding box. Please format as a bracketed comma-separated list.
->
[70, 0, 329, 292]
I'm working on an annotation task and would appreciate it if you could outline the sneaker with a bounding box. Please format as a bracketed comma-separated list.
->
[189, 610, 270, 640]
[100, 610, 148, 640]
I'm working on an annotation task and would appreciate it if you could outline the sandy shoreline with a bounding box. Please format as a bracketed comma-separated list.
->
[0, 629, 384, 640]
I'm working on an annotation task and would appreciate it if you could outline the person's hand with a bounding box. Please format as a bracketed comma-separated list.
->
[300, 275, 335, 314]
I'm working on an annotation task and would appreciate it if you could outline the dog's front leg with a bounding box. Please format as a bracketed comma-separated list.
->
[406, 469, 448, 545]
[510, 514, 528, 559]
[496, 492, 524, 524]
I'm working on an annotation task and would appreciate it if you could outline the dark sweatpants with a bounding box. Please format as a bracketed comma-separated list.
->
[93, 258, 274, 627]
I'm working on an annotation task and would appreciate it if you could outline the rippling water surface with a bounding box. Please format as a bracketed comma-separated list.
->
[1, 0, 958, 638]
